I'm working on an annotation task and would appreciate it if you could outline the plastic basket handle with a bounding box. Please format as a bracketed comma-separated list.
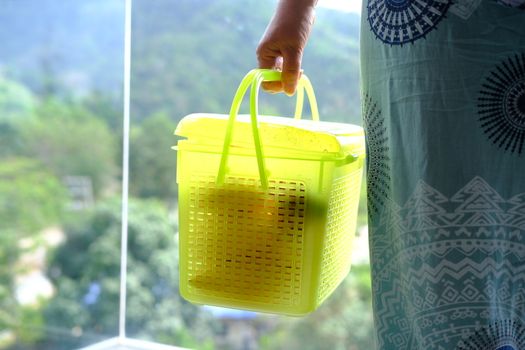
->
[217, 69, 319, 190]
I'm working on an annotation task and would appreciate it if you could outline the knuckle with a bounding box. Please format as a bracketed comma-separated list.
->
[255, 45, 264, 56]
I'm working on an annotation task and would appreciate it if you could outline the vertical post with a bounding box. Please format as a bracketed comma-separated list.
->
[119, 0, 132, 340]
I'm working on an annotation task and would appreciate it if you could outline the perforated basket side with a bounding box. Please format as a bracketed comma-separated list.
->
[184, 175, 307, 308]
[317, 167, 363, 304]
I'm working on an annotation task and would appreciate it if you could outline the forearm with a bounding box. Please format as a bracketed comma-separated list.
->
[274, 0, 318, 19]
[277, 0, 318, 9]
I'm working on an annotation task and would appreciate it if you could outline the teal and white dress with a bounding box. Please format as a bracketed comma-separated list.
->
[360, 1, 525, 348]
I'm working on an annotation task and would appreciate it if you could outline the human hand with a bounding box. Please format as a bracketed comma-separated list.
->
[256, 0, 316, 96]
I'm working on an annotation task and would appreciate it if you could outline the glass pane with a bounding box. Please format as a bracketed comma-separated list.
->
[0, 1, 124, 349]
[129, 1, 372, 349]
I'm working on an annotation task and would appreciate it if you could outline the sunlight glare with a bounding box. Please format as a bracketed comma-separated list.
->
[317, 0, 362, 14]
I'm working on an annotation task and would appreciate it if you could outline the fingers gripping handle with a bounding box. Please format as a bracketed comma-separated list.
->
[217, 69, 319, 189]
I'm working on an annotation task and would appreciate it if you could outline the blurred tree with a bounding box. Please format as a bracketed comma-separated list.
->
[21, 98, 117, 197]
[129, 0, 361, 124]
[0, 158, 66, 349]
[357, 175, 368, 228]
[0, 157, 66, 241]
[0, 1, 368, 348]
[0, 76, 35, 121]
[0, 121, 25, 159]
[0, 77, 36, 159]
[259, 264, 375, 350]
[82, 91, 123, 131]
[129, 113, 178, 201]
[39, 198, 217, 350]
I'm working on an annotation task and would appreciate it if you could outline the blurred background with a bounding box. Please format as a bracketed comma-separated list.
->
[0, 0, 372, 349]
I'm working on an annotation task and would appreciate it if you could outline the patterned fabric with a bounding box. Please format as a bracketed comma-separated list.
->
[367, 0, 453, 45]
[360, 1, 525, 349]
[496, 0, 525, 9]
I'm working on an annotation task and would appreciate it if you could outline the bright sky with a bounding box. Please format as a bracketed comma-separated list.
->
[317, 0, 362, 14]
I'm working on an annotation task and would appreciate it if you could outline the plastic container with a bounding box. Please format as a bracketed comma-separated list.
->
[174, 69, 365, 316]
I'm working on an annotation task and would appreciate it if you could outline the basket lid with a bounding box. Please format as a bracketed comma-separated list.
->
[175, 113, 365, 160]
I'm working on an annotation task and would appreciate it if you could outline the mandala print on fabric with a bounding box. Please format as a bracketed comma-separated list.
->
[362, 94, 390, 219]
[496, 0, 525, 9]
[367, 0, 452, 45]
[457, 320, 525, 350]
[370, 176, 525, 349]
[478, 53, 525, 155]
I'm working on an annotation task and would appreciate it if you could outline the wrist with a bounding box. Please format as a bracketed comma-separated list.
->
[278, 0, 318, 11]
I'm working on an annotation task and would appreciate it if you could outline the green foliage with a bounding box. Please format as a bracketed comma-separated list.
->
[259, 264, 375, 350]
[0, 77, 36, 159]
[0, 121, 25, 158]
[82, 91, 123, 131]
[129, 113, 178, 200]
[1, 0, 361, 122]
[0, 158, 66, 235]
[13, 305, 46, 345]
[0, 281, 17, 348]
[41, 198, 217, 349]
[0, 158, 66, 348]
[21, 99, 117, 197]
[129, 0, 361, 124]
[357, 174, 368, 228]
[0, 0, 124, 95]
[0, 77, 35, 121]
[0, 1, 370, 348]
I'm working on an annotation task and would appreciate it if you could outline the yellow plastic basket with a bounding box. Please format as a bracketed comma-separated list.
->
[174, 69, 365, 316]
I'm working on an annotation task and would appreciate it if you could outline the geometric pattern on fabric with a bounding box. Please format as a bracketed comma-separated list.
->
[370, 176, 525, 349]
[478, 53, 525, 155]
[457, 319, 525, 350]
[362, 93, 390, 220]
[367, 0, 452, 45]
[496, 0, 525, 9]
